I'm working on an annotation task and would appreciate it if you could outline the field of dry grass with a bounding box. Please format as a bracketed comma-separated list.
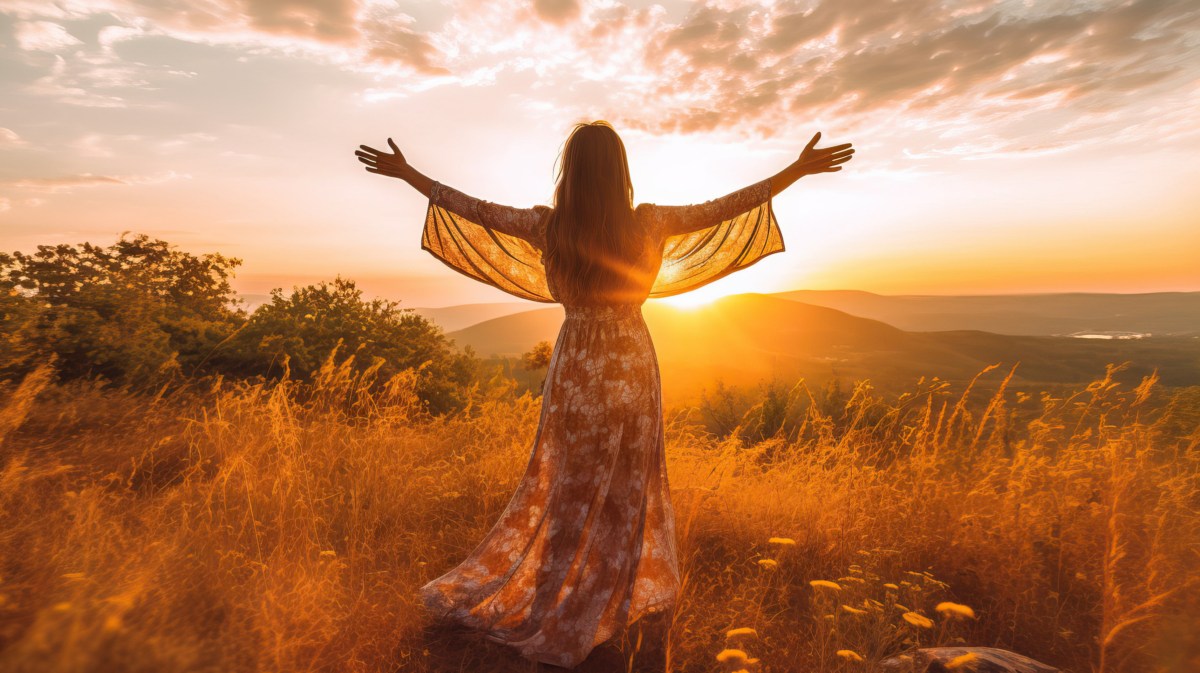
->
[0, 359, 1197, 672]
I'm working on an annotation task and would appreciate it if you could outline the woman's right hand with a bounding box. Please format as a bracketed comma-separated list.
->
[794, 132, 854, 175]
[356, 138, 411, 180]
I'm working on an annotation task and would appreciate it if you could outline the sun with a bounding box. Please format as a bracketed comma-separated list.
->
[654, 284, 730, 309]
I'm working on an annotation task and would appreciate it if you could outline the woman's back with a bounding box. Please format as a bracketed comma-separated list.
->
[544, 207, 661, 307]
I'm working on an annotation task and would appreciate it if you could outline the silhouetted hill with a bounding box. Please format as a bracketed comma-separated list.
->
[411, 302, 540, 333]
[446, 305, 567, 355]
[446, 293, 1200, 404]
[772, 290, 1200, 336]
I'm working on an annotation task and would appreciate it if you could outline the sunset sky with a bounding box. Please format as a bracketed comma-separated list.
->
[1, 0, 1198, 308]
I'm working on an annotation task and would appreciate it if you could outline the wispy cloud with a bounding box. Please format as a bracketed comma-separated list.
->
[0, 171, 187, 192]
[617, 0, 1200, 148]
[0, 127, 28, 148]
[0, 174, 129, 190]
[13, 20, 83, 51]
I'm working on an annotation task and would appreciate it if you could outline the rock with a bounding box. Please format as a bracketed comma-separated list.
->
[879, 647, 1059, 672]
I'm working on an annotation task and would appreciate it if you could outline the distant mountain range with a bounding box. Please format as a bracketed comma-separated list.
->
[411, 302, 538, 332]
[437, 293, 1200, 404]
[401, 290, 1200, 339]
[772, 290, 1200, 337]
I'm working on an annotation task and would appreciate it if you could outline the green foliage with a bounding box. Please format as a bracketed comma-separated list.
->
[0, 233, 244, 382]
[522, 341, 553, 370]
[217, 277, 481, 415]
[0, 235, 489, 415]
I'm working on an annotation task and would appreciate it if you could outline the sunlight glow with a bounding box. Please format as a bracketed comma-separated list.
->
[654, 283, 736, 308]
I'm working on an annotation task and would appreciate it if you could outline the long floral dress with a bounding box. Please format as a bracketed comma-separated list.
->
[416, 177, 783, 669]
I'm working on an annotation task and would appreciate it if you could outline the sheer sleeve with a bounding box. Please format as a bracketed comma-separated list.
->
[643, 177, 784, 298]
[421, 181, 556, 303]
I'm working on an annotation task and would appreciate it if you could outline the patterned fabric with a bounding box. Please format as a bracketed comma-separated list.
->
[421, 178, 783, 303]
[416, 178, 781, 669]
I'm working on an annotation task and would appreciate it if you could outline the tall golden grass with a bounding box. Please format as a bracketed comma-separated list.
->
[0, 358, 1196, 672]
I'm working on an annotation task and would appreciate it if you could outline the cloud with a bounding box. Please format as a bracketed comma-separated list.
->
[359, 1, 449, 74]
[0, 174, 129, 190]
[533, 0, 581, 25]
[13, 20, 84, 50]
[70, 133, 146, 157]
[0, 171, 186, 192]
[25, 55, 133, 108]
[3, 0, 1197, 159]
[0, 128, 28, 148]
[239, 0, 359, 43]
[625, 0, 1200, 141]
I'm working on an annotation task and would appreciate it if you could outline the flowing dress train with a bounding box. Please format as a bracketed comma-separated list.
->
[416, 177, 783, 668]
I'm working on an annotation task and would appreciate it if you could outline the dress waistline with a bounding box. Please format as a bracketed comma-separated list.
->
[563, 304, 643, 321]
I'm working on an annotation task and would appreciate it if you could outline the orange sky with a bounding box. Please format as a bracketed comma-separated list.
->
[1, 0, 1198, 307]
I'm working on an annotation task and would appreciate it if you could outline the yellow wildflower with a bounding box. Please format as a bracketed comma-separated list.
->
[726, 627, 758, 639]
[716, 648, 748, 663]
[757, 559, 778, 570]
[768, 537, 797, 546]
[836, 649, 865, 662]
[842, 604, 868, 615]
[902, 612, 933, 628]
[809, 580, 842, 592]
[936, 602, 976, 620]
[883, 583, 900, 590]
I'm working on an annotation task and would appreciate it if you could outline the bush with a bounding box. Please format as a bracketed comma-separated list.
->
[0, 234, 244, 383]
[0, 235, 489, 415]
[217, 277, 483, 415]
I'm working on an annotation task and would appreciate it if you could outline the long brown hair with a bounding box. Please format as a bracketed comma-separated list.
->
[544, 121, 649, 303]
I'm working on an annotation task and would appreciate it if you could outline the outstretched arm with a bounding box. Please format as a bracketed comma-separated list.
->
[355, 138, 434, 197]
[768, 131, 854, 198]
[355, 137, 547, 247]
[648, 131, 854, 238]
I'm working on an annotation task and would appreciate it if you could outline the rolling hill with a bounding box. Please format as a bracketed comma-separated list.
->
[446, 293, 1200, 405]
[771, 290, 1200, 336]
[410, 301, 541, 333]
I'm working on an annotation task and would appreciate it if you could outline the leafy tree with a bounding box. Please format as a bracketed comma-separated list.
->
[220, 277, 481, 414]
[0, 235, 490, 414]
[0, 286, 41, 378]
[522, 341, 553, 370]
[0, 233, 243, 383]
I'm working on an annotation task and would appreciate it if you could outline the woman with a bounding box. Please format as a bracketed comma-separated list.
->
[355, 122, 853, 668]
